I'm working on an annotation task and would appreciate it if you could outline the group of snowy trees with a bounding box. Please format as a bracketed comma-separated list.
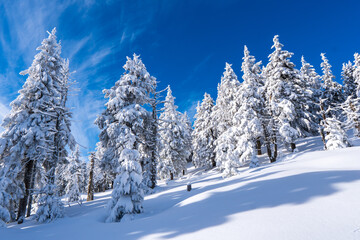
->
[94, 55, 193, 222]
[0, 28, 193, 226]
[0, 29, 77, 226]
[192, 35, 360, 177]
[1, 29, 360, 227]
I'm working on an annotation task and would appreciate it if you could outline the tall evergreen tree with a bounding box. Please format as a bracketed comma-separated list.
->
[353, 53, 360, 98]
[0, 28, 74, 224]
[64, 145, 83, 205]
[213, 63, 241, 168]
[341, 96, 360, 137]
[140, 90, 158, 191]
[342, 61, 357, 98]
[211, 63, 240, 137]
[96, 54, 155, 222]
[192, 93, 216, 168]
[300, 56, 322, 131]
[217, 46, 264, 176]
[180, 111, 193, 164]
[262, 35, 301, 162]
[320, 53, 344, 118]
[232, 46, 264, 168]
[157, 87, 189, 180]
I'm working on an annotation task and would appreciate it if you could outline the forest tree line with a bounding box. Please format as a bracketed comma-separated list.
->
[0, 30, 359, 226]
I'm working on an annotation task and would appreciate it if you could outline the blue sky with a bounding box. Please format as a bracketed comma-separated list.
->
[0, 0, 360, 158]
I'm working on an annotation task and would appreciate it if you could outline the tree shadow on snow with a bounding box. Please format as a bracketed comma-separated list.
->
[124, 170, 360, 239]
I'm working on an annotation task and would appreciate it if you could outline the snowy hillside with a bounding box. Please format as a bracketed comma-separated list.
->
[3, 136, 360, 240]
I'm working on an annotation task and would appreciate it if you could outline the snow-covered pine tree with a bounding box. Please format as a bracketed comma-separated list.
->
[93, 155, 107, 193]
[213, 63, 241, 168]
[353, 53, 360, 98]
[341, 96, 360, 137]
[192, 93, 216, 168]
[64, 145, 83, 205]
[323, 117, 350, 150]
[232, 45, 264, 168]
[97, 54, 155, 222]
[211, 63, 240, 137]
[262, 35, 304, 162]
[300, 56, 322, 131]
[157, 87, 188, 180]
[0, 28, 74, 224]
[217, 46, 264, 176]
[32, 29, 75, 223]
[0, 164, 22, 226]
[320, 53, 344, 119]
[180, 111, 193, 164]
[342, 61, 357, 99]
[140, 88, 159, 191]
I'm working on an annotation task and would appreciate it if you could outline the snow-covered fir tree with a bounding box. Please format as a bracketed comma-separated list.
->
[233, 46, 264, 168]
[353, 53, 360, 98]
[192, 93, 216, 168]
[140, 87, 161, 192]
[217, 46, 264, 176]
[91, 150, 110, 193]
[106, 148, 143, 223]
[300, 56, 322, 129]
[341, 96, 360, 137]
[0, 165, 21, 226]
[323, 117, 350, 150]
[157, 87, 190, 180]
[96, 54, 155, 222]
[180, 111, 193, 163]
[64, 145, 83, 205]
[262, 35, 302, 161]
[342, 61, 357, 98]
[211, 63, 240, 137]
[320, 53, 344, 118]
[0, 28, 74, 224]
[213, 63, 241, 168]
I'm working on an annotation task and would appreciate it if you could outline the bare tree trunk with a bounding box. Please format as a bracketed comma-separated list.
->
[87, 153, 95, 201]
[256, 139, 262, 155]
[210, 128, 216, 167]
[170, 172, 174, 181]
[263, 123, 277, 163]
[319, 100, 328, 149]
[149, 100, 158, 189]
[17, 159, 34, 223]
[26, 161, 36, 217]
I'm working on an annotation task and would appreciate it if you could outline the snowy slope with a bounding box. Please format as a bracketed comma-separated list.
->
[2, 137, 360, 240]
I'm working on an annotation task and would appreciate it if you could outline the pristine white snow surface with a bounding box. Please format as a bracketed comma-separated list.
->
[2, 137, 360, 240]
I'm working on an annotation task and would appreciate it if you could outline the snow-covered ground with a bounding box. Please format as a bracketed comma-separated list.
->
[2, 136, 360, 240]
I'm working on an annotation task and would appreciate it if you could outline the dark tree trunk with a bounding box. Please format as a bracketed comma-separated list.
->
[182, 169, 185, 176]
[290, 142, 296, 152]
[26, 161, 36, 217]
[263, 123, 277, 163]
[319, 127, 327, 149]
[17, 159, 34, 223]
[170, 172, 174, 181]
[319, 100, 328, 149]
[149, 100, 158, 189]
[256, 139, 262, 155]
[87, 153, 95, 201]
[211, 158, 216, 167]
